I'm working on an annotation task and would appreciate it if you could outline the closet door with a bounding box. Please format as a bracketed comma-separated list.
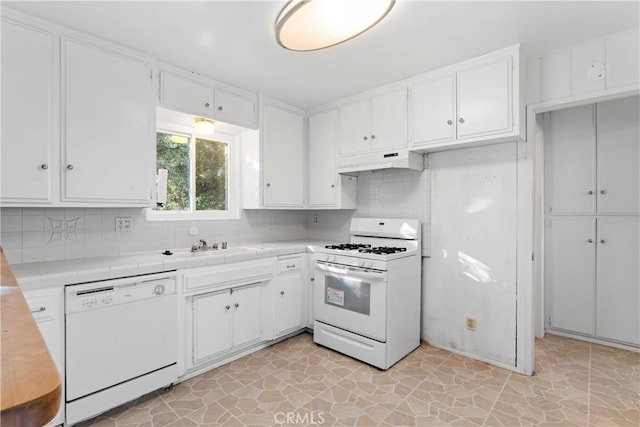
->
[596, 217, 640, 345]
[596, 96, 640, 214]
[547, 217, 596, 335]
[546, 105, 596, 214]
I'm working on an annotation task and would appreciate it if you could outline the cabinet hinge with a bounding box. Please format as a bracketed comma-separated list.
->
[150, 70, 153, 80]
[531, 252, 534, 261]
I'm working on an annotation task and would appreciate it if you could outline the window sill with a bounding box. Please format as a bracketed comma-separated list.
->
[144, 208, 240, 221]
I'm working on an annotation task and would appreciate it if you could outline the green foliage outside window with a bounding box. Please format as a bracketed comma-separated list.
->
[156, 132, 189, 211]
[155, 132, 228, 212]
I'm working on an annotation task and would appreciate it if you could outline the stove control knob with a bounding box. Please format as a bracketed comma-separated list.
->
[329, 255, 336, 262]
[358, 260, 365, 267]
[363, 261, 373, 268]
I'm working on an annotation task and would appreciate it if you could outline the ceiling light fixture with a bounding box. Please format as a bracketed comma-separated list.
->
[194, 117, 215, 134]
[275, 0, 395, 51]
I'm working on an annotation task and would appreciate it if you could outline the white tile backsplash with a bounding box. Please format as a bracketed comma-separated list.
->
[1, 168, 431, 263]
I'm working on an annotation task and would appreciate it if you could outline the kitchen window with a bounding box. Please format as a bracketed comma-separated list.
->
[146, 123, 239, 220]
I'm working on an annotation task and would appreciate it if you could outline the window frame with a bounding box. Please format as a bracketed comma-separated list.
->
[146, 121, 240, 221]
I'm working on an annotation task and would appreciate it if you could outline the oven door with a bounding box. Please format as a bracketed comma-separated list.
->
[314, 260, 388, 342]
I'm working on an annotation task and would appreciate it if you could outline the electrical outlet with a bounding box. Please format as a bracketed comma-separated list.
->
[466, 317, 477, 331]
[115, 217, 132, 232]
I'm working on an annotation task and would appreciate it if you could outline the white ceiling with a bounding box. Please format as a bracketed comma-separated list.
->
[5, 1, 639, 109]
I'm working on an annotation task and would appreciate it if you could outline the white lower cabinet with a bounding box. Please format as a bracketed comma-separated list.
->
[275, 255, 305, 336]
[23, 288, 65, 427]
[546, 216, 640, 347]
[193, 283, 263, 364]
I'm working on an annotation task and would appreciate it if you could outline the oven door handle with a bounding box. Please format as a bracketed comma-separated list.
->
[315, 262, 386, 281]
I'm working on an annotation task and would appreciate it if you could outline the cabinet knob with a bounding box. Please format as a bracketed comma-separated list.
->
[225, 305, 230, 310]
[310, 277, 314, 282]
[331, 184, 336, 188]
[458, 117, 465, 123]
[588, 190, 593, 195]
[205, 102, 210, 108]
[600, 190, 606, 194]
[234, 302, 239, 308]
[587, 239, 593, 243]
[447, 120, 453, 125]
[218, 106, 223, 111]
[31, 306, 46, 314]
[66, 164, 74, 170]
[266, 182, 271, 187]
[371, 135, 376, 139]
[363, 136, 368, 141]
[600, 239, 605, 244]
[280, 290, 285, 295]
[40, 163, 48, 170]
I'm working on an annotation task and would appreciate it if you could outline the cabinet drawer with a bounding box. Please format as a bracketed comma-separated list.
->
[183, 260, 275, 293]
[24, 292, 58, 323]
[278, 256, 302, 274]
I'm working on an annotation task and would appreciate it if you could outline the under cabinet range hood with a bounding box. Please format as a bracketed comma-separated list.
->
[338, 150, 424, 175]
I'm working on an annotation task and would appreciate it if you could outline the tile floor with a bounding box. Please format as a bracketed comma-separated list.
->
[78, 332, 639, 426]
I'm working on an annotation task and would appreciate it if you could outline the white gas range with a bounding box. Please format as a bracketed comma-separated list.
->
[313, 218, 421, 370]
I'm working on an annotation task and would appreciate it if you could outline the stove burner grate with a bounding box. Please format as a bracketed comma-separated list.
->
[324, 243, 371, 251]
[358, 246, 408, 255]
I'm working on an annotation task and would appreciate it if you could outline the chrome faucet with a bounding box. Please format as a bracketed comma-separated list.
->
[191, 239, 209, 252]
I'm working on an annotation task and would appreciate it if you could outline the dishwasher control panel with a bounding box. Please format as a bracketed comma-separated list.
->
[66, 273, 176, 314]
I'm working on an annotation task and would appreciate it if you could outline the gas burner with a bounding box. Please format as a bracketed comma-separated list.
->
[325, 243, 371, 251]
[358, 246, 408, 255]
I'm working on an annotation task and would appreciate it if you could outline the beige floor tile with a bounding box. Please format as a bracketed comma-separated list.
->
[76, 332, 639, 427]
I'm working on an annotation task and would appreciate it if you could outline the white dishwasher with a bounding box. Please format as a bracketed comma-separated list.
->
[65, 273, 178, 425]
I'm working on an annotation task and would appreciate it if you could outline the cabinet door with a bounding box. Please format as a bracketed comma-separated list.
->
[457, 57, 512, 139]
[276, 273, 303, 335]
[596, 217, 640, 345]
[409, 74, 456, 146]
[261, 102, 304, 207]
[232, 284, 263, 348]
[571, 40, 606, 95]
[370, 88, 407, 152]
[1, 19, 54, 202]
[547, 217, 596, 335]
[338, 99, 370, 156]
[546, 104, 596, 214]
[24, 288, 64, 427]
[214, 88, 256, 128]
[596, 96, 640, 214]
[606, 29, 640, 89]
[63, 38, 154, 203]
[193, 290, 232, 363]
[160, 71, 213, 117]
[309, 109, 338, 206]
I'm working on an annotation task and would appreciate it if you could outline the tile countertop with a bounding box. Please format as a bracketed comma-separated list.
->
[12, 241, 333, 291]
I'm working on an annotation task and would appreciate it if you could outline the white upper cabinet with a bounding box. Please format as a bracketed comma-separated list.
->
[546, 104, 596, 215]
[159, 66, 258, 129]
[409, 46, 521, 151]
[1, 17, 54, 203]
[1, 9, 156, 207]
[409, 74, 456, 145]
[62, 37, 154, 204]
[214, 88, 257, 129]
[160, 71, 213, 117]
[546, 96, 639, 216]
[606, 29, 640, 89]
[456, 57, 512, 139]
[308, 108, 357, 208]
[535, 28, 640, 103]
[338, 88, 407, 157]
[596, 96, 640, 214]
[261, 98, 305, 207]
